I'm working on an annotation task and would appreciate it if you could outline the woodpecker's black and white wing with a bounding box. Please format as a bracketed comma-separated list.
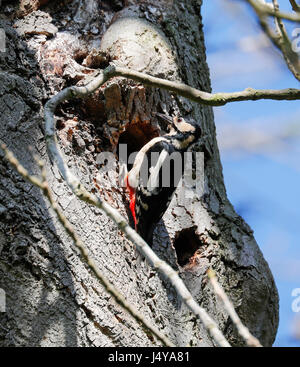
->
[134, 138, 180, 245]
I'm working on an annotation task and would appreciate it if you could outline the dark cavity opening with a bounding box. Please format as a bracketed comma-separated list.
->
[117, 122, 159, 171]
[73, 50, 89, 65]
[174, 227, 202, 267]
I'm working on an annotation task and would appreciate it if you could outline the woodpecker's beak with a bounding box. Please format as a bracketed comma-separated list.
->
[156, 113, 174, 124]
[156, 113, 175, 132]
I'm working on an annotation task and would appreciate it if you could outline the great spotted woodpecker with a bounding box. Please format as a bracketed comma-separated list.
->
[125, 114, 201, 245]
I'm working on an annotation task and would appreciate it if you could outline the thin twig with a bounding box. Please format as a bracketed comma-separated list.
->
[0, 142, 175, 347]
[290, 0, 300, 12]
[273, 0, 291, 39]
[272, 0, 300, 81]
[207, 269, 262, 347]
[44, 65, 231, 347]
[246, 0, 300, 81]
[245, 0, 300, 22]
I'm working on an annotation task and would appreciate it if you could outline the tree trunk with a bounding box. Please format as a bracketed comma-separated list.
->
[0, 0, 278, 347]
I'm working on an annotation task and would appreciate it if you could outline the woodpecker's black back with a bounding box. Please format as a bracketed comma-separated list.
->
[131, 116, 201, 245]
[135, 139, 177, 244]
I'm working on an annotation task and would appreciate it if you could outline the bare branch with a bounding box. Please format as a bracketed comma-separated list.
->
[0, 142, 175, 347]
[44, 65, 232, 347]
[245, 0, 300, 22]
[289, 0, 300, 13]
[245, 0, 300, 81]
[272, 0, 300, 81]
[207, 269, 262, 347]
[273, 0, 291, 40]
[108, 66, 300, 104]
[45, 65, 300, 114]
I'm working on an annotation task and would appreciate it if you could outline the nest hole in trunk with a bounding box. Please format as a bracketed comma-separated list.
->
[174, 227, 204, 267]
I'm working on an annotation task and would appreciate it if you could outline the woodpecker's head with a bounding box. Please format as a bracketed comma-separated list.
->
[156, 113, 201, 149]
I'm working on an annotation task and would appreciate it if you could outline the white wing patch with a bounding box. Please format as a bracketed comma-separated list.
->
[128, 137, 168, 188]
[147, 149, 169, 192]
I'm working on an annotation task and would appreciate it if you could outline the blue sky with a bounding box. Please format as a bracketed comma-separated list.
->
[202, 0, 300, 346]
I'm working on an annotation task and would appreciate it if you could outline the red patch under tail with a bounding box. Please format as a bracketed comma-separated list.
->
[125, 174, 137, 229]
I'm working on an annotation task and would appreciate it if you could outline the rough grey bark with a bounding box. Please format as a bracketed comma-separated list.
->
[0, 0, 278, 346]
